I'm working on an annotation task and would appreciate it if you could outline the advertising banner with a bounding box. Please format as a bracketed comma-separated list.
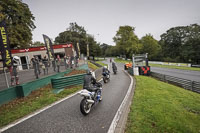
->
[0, 20, 12, 67]
[43, 34, 55, 60]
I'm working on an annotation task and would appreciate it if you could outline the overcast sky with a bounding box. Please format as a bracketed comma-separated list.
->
[23, 0, 200, 45]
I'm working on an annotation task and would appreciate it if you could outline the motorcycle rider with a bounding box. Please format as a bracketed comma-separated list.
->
[102, 66, 110, 76]
[83, 70, 97, 91]
[10, 56, 20, 86]
[83, 70, 102, 100]
[112, 61, 117, 73]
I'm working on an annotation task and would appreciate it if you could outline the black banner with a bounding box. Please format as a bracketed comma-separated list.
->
[43, 34, 55, 60]
[0, 20, 12, 67]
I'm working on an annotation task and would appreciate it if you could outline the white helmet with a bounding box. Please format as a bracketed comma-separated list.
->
[103, 66, 107, 69]
[13, 56, 20, 62]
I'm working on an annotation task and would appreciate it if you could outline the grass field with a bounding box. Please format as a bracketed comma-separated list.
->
[150, 63, 200, 71]
[115, 58, 130, 63]
[125, 76, 200, 133]
[88, 61, 99, 70]
[96, 61, 108, 67]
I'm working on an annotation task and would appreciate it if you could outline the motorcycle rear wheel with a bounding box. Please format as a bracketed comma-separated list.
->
[80, 99, 91, 115]
[103, 77, 108, 83]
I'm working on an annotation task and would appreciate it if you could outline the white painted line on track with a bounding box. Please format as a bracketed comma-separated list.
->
[107, 70, 133, 133]
[0, 90, 81, 132]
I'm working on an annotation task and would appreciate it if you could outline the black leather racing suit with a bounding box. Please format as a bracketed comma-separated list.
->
[83, 73, 97, 92]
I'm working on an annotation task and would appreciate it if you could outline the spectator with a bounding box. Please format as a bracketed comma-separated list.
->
[31, 56, 40, 79]
[56, 55, 61, 72]
[42, 56, 49, 75]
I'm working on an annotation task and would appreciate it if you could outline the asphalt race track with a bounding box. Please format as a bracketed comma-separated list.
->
[151, 67, 200, 82]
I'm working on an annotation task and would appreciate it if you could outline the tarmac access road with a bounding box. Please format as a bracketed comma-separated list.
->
[2, 59, 132, 133]
[151, 67, 200, 82]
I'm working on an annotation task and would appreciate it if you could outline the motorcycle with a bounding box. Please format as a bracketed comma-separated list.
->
[102, 72, 110, 83]
[113, 67, 117, 74]
[79, 82, 103, 115]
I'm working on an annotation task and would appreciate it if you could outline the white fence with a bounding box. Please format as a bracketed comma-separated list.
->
[149, 61, 191, 67]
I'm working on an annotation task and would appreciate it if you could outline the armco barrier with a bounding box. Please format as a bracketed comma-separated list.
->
[0, 87, 18, 106]
[0, 69, 72, 105]
[90, 60, 103, 67]
[151, 72, 200, 93]
[51, 73, 86, 89]
[127, 67, 133, 76]
[95, 67, 103, 81]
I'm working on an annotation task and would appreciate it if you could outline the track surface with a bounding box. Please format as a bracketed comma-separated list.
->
[151, 67, 200, 82]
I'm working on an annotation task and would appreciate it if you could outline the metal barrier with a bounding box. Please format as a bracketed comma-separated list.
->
[127, 67, 133, 76]
[51, 74, 86, 89]
[89, 60, 102, 67]
[151, 72, 200, 93]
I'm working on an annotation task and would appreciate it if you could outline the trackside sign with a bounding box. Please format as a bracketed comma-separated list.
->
[0, 20, 12, 67]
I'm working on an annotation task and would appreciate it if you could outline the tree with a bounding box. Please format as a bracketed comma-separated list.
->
[113, 26, 140, 59]
[55, 22, 87, 55]
[140, 34, 161, 60]
[100, 43, 110, 58]
[31, 41, 44, 47]
[0, 0, 36, 48]
[55, 22, 101, 58]
[160, 24, 200, 63]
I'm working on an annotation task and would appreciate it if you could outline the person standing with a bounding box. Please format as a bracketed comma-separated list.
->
[42, 56, 49, 75]
[70, 55, 74, 69]
[35, 56, 41, 75]
[64, 56, 67, 69]
[75, 56, 79, 67]
[10, 56, 20, 86]
[56, 55, 61, 72]
[31, 56, 39, 79]
[52, 59, 56, 72]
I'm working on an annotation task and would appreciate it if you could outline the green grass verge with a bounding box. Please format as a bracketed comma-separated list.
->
[96, 61, 108, 67]
[88, 61, 99, 70]
[0, 85, 82, 128]
[125, 76, 200, 133]
[115, 58, 131, 63]
[150, 63, 200, 71]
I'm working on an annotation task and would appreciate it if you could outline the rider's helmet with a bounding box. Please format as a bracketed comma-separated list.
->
[13, 56, 20, 66]
[13, 56, 20, 62]
[86, 70, 92, 75]
[103, 66, 107, 69]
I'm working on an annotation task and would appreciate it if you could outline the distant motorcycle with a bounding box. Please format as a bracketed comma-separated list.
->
[79, 82, 103, 115]
[113, 66, 117, 74]
[112, 62, 117, 74]
[102, 72, 110, 83]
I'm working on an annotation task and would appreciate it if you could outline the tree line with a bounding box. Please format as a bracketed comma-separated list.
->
[1, 0, 199, 64]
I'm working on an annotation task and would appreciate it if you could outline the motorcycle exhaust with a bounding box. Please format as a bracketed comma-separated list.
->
[87, 99, 94, 104]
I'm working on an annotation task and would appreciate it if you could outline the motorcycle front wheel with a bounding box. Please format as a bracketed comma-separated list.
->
[80, 98, 91, 115]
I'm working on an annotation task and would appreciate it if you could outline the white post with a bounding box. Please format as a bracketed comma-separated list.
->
[132, 54, 135, 75]
[3, 67, 9, 88]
